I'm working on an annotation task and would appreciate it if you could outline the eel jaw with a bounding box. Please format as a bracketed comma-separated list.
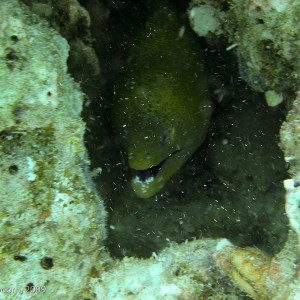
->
[131, 150, 181, 198]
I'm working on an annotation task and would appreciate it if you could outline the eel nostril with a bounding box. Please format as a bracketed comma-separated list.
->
[160, 130, 169, 146]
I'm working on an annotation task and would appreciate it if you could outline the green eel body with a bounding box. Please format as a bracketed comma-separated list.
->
[113, 2, 212, 198]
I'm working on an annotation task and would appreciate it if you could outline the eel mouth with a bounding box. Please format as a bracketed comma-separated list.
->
[134, 149, 181, 183]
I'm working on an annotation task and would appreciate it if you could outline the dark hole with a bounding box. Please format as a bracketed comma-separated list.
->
[47, 91, 52, 96]
[220, 1, 230, 11]
[25, 283, 34, 292]
[13, 106, 25, 124]
[5, 49, 18, 61]
[13, 255, 27, 261]
[40, 256, 54, 270]
[9, 165, 19, 174]
[5, 48, 19, 70]
[74, 245, 82, 254]
[254, 6, 262, 12]
[256, 18, 265, 24]
[11, 35, 19, 43]
[13, 106, 23, 117]
[174, 268, 180, 276]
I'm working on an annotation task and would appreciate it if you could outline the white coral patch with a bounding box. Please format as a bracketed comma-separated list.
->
[26, 156, 37, 181]
[284, 179, 300, 242]
[189, 5, 221, 37]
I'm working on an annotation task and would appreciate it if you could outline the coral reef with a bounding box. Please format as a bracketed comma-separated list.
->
[0, 0, 299, 299]
[281, 91, 300, 251]
[20, 0, 101, 90]
[0, 1, 106, 299]
[188, 0, 300, 102]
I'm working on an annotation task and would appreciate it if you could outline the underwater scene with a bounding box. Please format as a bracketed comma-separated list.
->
[0, 0, 299, 299]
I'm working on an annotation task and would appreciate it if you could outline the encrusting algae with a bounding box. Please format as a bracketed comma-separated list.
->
[113, 1, 212, 198]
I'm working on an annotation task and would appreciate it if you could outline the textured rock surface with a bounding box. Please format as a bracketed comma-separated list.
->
[93, 239, 247, 300]
[0, 1, 106, 299]
[189, 0, 300, 95]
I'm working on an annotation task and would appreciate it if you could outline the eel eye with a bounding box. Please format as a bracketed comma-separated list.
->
[160, 130, 169, 146]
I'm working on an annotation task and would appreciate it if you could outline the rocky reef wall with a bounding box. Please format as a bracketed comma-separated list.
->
[0, 0, 299, 299]
[189, 0, 300, 106]
[0, 1, 106, 299]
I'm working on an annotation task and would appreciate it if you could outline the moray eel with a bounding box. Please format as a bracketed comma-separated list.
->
[112, 2, 212, 198]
